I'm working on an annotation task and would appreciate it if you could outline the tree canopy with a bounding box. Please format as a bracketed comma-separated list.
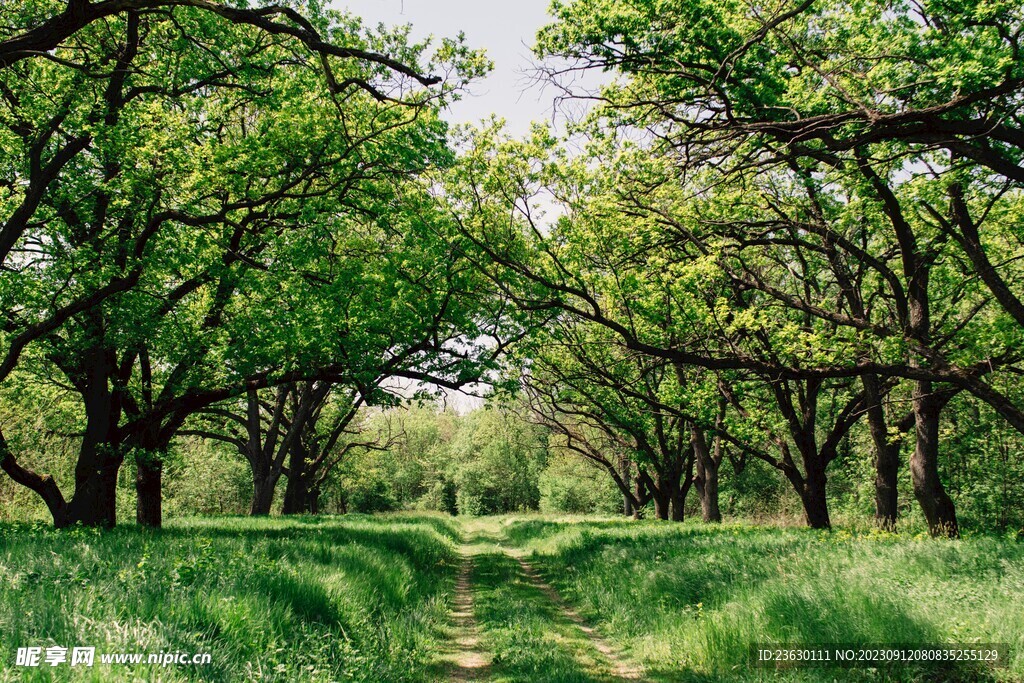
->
[1, 0, 1023, 537]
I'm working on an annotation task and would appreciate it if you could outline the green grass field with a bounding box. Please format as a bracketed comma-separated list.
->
[2, 515, 1022, 682]
[500, 517, 1024, 682]
[0, 515, 460, 682]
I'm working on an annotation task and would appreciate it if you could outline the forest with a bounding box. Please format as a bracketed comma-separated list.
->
[1, 1, 1024, 681]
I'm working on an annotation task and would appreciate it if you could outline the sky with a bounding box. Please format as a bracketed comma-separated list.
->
[332, 0, 568, 135]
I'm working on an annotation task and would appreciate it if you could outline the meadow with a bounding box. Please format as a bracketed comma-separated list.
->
[2, 515, 1023, 682]
[500, 517, 1024, 682]
[0, 515, 460, 682]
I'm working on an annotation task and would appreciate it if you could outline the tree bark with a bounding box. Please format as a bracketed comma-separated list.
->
[135, 451, 163, 528]
[911, 380, 959, 537]
[64, 459, 121, 528]
[64, 346, 123, 528]
[250, 473, 278, 516]
[862, 373, 899, 530]
[282, 443, 317, 514]
[644, 468, 676, 521]
[653, 494, 670, 520]
[691, 425, 722, 523]
[670, 490, 685, 521]
[669, 454, 694, 522]
[793, 463, 831, 530]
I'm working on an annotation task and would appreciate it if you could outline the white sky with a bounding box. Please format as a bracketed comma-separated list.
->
[334, 0, 568, 135]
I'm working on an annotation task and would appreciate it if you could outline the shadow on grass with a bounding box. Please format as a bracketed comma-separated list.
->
[157, 516, 458, 576]
[247, 570, 348, 628]
[1, 515, 460, 683]
[501, 519, 1010, 683]
[744, 589, 1000, 683]
[516, 522, 791, 615]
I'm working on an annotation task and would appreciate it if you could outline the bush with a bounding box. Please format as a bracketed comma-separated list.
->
[417, 477, 459, 515]
[348, 479, 398, 513]
[539, 453, 622, 514]
[164, 438, 252, 517]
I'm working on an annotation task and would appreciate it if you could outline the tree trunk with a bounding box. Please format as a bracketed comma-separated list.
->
[131, 426, 169, 528]
[911, 380, 959, 537]
[646, 469, 675, 521]
[696, 459, 721, 523]
[653, 476, 672, 521]
[669, 455, 694, 522]
[653, 493, 670, 520]
[691, 426, 722, 523]
[65, 406, 122, 527]
[282, 442, 311, 515]
[670, 479, 690, 522]
[670, 490, 685, 521]
[797, 463, 831, 530]
[250, 472, 278, 516]
[135, 453, 163, 528]
[282, 439, 325, 515]
[695, 458, 721, 523]
[282, 477, 318, 515]
[64, 459, 121, 528]
[862, 373, 899, 530]
[63, 342, 124, 528]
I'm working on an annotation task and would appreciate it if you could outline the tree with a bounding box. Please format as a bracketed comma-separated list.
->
[529, 0, 1024, 536]
[280, 386, 383, 516]
[448, 403, 548, 516]
[422, 0, 1024, 535]
[0, 2, 491, 527]
[0, 0, 444, 92]
[521, 317, 700, 521]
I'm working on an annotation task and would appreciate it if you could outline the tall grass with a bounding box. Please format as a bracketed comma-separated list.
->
[4, 513, 1022, 682]
[0, 514, 459, 682]
[504, 518, 1024, 682]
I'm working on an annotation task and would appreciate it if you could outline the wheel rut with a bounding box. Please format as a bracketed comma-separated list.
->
[444, 519, 645, 682]
[446, 548, 490, 682]
[507, 551, 645, 681]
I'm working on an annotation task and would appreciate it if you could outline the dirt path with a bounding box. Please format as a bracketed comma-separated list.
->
[442, 519, 644, 682]
[509, 552, 645, 681]
[445, 548, 490, 682]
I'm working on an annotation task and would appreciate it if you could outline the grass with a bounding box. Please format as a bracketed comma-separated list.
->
[469, 550, 620, 683]
[498, 516, 1024, 682]
[0, 514, 460, 682]
[3, 513, 1023, 682]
